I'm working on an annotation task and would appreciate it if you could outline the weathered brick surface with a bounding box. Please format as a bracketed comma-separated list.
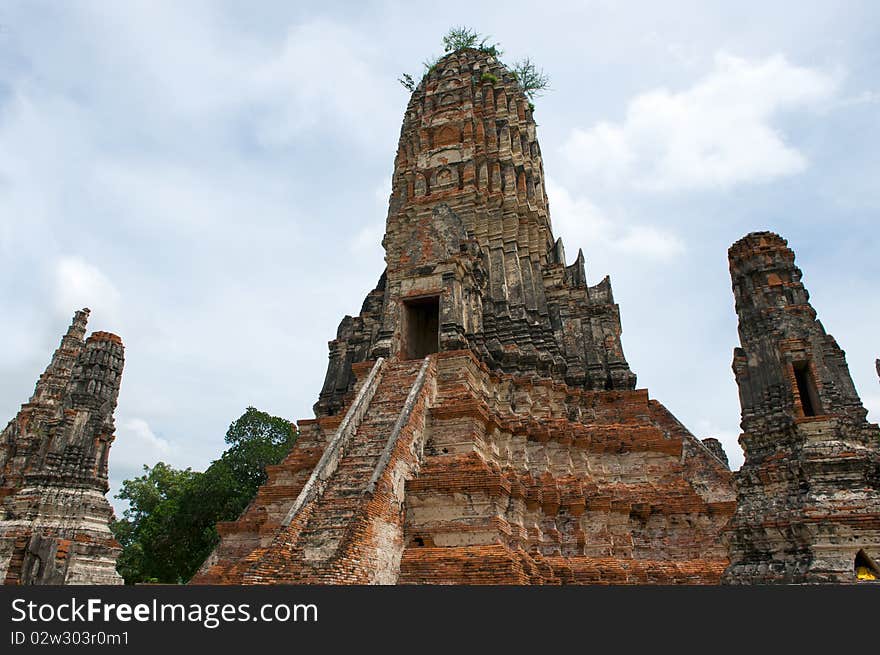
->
[723, 232, 880, 583]
[0, 309, 124, 585]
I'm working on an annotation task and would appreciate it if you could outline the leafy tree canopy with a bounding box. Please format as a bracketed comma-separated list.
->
[111, 407, 297, 584]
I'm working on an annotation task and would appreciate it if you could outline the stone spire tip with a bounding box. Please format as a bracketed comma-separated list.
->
[69, 308, 90, 332]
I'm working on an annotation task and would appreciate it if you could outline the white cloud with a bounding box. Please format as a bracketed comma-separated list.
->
[349, 177, 390, 254]
[54, 256, 120, 322]
[350, 221, 385, 254]
[31, 5, 394, 151]
[547, 177, 685, 260]
[613, 225, 685, 258]
[835, 90, 880, 108]
[250, 19, 395, 148]
[109, 418, 176, 510]
[561, 52, 838, 192]
[109, 417, 176, 489]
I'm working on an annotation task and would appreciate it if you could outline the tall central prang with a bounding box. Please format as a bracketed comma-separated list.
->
[315, 47, 634, 416]
[194, 45, 734, 586]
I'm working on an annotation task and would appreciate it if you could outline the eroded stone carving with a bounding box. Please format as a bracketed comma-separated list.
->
[0, 309, 124, 585]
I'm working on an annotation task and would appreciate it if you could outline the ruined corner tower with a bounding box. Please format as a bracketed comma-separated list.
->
[194, 48, 734, 585]
[0, 309, 125, 585]
[723, 232, 880, 584]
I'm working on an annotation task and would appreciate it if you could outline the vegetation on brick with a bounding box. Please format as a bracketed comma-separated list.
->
[442, 26, 502, 57]
[398, 26, 548, 104]
[511, 58, 550, 100]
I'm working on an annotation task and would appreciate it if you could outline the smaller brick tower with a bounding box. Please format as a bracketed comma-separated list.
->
[723, 232, 880, 583]
[0, 309, 125, 584]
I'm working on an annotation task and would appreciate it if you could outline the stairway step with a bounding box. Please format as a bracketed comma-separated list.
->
[347, 444, 390, 458]
[331, 487, 365, 497]
[337, 454, 382, 466]
[301, 519, 353, 534]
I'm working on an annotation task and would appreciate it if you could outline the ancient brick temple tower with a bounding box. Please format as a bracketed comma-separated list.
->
[194, 48, 735, 585]
[0, 309, 124, 585]
[723, 232, 880, 584]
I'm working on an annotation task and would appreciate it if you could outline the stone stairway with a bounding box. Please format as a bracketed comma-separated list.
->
[295, 358, 425, 563]
[212, 356, 434, 584]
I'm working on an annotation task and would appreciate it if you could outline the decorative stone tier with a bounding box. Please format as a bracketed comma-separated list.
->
[195, 351, 733, 584]
[0, 309, 124, 585]
[723, 232, 880, 584]
[399, 546, 728, 585]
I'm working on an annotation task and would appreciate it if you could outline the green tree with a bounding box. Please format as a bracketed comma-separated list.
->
[113, 462, 197, 584]
[111, 407, 297, 584]
[442, 25, 480, 52]
[441, 26, 502, 57]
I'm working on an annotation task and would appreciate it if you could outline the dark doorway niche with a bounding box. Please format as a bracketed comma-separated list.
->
[402, 296, 439, 360]
[793, 361, 822, 417]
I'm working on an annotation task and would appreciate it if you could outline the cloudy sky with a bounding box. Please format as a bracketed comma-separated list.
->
[1, 1, 878, 514]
